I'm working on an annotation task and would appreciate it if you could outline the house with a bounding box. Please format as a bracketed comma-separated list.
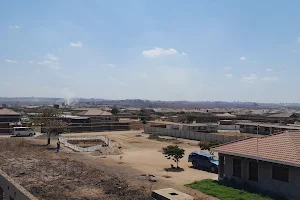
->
[182, 123, 218, 133]
[76, 109, 113, 122]
[267, 112, 299, 123]
[237, 122, 300, 135]
[0, 108, 21, 123]
[213, 131, 300, 199]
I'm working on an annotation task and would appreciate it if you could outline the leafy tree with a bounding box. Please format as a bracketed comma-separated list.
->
[199, 140, 221, 154]
[111, 105, 119, 115]
[34, 108, 69, 145]
[162, 145, 185, 168]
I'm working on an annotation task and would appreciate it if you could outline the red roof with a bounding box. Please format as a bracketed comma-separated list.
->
[213, 131, 300, 167]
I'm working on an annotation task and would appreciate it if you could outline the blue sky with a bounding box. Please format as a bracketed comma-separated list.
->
[1, 0, 300, 103]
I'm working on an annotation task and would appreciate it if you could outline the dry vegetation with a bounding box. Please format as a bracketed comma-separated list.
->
[0, 138, 151, 200]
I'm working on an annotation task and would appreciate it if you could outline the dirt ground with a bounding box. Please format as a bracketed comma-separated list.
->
[63, 131, 218, 198]
[0, 131, 218, 200]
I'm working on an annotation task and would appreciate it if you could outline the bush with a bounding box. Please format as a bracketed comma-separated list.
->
[148, 133, 160, 140]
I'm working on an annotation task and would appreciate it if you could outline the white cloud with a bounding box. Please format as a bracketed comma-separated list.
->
[142, 47, 179, 57]
[241, 74, 258, 82]
[181, 52, 187, 56]
[260, 76, 279, 81]
[108, 64, 115, 68]
[45, 54, 59, 61]
[266, 68, 272, 72]
[69, 41, 83, 47]
[48, 65, 62, 70]
[33, 54, 62, 70]
[35, 69, 40, 73]
[6, 59, 18, 64]
[8, 25, 20, 29]
[223, 67, 232, 71]
[297, 37, 300, 43]
[241, 74, 279, 83]
[225, 74, 233, 79]
[240, 56, 246, 61]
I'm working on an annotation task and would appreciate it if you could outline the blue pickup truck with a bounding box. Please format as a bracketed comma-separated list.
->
[188, 151, 219, 173]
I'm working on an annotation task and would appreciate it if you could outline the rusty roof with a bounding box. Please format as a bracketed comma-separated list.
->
[213, 131, 300, 167]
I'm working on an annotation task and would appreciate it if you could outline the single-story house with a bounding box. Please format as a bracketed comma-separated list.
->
[267, 112, 299, 123]
[213, 131, 300, 199]
[0, 108, 21, 123]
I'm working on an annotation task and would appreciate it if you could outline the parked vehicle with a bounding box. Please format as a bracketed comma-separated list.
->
[188, 151, 219, 173]
[12, 127, 36, 137]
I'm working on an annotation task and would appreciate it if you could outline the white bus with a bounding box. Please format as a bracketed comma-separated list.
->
[12, 127, 36, 137]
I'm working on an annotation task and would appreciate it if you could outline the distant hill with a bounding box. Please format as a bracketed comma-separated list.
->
[1, 97, 300, 109]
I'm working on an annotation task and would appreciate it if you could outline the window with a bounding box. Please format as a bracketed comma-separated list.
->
[233, 158, 242, 177]
[272, 165, 289, 182]
[249, 161, 258, 181]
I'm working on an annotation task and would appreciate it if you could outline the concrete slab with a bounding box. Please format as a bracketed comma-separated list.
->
[151, 188, 194, 200]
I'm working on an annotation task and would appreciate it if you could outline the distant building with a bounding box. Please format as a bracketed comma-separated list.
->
[214, 131, 300, 199]
[0, 108, 21, 123]
[267, 112, 299, 124]
[237, 122, 300, 135]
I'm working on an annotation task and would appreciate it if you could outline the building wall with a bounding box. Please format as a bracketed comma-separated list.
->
[218, 125, 240, 131]
[145, 126, 248, 143]
[221, 154, 300, 199]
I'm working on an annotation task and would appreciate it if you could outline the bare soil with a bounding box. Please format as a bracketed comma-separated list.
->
[0, 131, 218, 200]
[68, 139, 106, 147]
[0, 138, 151, 200]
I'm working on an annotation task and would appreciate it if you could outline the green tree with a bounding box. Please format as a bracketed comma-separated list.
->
[162, 145, 185, 168]
[34, 108, 69, 145]
[111, 105, 119, 115]
[198, 140, 221, 154]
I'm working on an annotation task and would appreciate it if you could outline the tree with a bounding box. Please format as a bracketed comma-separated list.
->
[34, 108, 69, 145]
[198, 140, 221, 154]
[162, 145, 185, 168]
[111, 105, 119, 115]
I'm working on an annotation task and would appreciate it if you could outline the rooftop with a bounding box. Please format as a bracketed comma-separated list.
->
[236, 122, 300, 130]
[77, 109, 112, 116]
[0, 108, 20, 115]
[268, 112, 298, 118]
[213, 131, 300, 167]
[191, 151, 215, 157]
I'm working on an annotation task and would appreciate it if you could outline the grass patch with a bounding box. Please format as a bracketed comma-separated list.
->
[186, 179, 286, 200]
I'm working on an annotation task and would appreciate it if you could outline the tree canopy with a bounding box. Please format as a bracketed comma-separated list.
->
[162, 145, 185, 168]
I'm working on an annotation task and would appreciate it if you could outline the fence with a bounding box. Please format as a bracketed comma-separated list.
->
[59, 136, 113, 152]
[144, 126, 249, 143]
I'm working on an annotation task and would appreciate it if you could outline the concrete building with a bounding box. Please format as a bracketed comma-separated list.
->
[0, 108, 21, 123]
[267, 112, 299, 124]
[237, 122, 300, 135]
[218, 120, 240, 131]
[213, 132, 300, 199]
[182, 123, 218, 133]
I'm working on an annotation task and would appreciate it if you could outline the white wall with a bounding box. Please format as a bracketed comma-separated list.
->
[218, 125, 240, 131]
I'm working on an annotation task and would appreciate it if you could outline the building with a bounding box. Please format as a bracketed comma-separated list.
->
[182, 123, 218, 133]
[0, 108, 21, 123]
[76, 109, 113, 122]
[267, 112, 299, 124]
[218, 120, 240, 131]
[213, 131, 300, 199]
[237, 122, 300, 135]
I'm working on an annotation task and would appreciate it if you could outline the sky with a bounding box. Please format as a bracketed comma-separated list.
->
[1, 0, 300, 103]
